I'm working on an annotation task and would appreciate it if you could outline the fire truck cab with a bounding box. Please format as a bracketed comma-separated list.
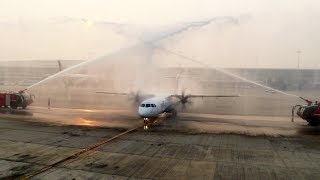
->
[0, 91, 33, 109]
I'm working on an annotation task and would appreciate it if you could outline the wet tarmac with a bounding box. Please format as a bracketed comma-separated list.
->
[1, 106, 320, 179]
[0, 106, 313, 136]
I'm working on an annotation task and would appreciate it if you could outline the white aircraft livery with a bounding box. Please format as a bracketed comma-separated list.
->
[96, 90, 239, 126]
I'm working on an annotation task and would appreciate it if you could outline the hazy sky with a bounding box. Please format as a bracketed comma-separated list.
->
[0, 0, 319, 68]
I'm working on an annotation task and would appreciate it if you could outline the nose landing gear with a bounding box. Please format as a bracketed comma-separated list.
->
[143, 117, 164, 130]
[143, 118, 150, 130]
[143, 118, 150, 125]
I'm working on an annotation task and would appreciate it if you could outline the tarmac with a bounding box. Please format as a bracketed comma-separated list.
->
[2, 53, 320, 180]
[1, 107, 320, 179]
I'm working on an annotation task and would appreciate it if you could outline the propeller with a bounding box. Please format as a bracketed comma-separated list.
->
[128, 90, 143, 105]
[128, 91, 154, 105]
[176, 89, 192, 110]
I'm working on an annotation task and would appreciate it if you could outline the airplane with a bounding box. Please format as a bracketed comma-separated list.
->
[56, 60, 98, 87]
[42, 60, 93, 80]
[265, 89, 276, 93]
[57, 60, 91, 78]
[96, 89, 239, 128]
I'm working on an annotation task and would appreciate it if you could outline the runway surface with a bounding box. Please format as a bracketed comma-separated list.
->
[0, 106, 313, 136]
[1, 106, 320, 179]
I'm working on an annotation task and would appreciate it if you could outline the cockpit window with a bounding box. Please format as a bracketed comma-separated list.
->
[151, 104, 155, 107]
[140, 104, 145, 107]
[146, 104, 151, 107]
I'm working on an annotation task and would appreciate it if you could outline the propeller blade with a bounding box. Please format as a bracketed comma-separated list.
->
[182, 89, 186, 97]
[127, 91, 141, 105]
[182, 103, 187, 110]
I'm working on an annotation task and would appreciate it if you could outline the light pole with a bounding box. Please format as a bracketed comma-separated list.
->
[296, 50, 301, 69]
[296, 50, 301, 91]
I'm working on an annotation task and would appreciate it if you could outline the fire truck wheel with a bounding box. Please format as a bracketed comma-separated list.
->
[11, 102, 18, 109]
[308, 121, 319, 126]
[303, 106, 317, 119]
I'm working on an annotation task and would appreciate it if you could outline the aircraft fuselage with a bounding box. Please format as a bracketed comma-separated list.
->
[138, 96, 178, 119]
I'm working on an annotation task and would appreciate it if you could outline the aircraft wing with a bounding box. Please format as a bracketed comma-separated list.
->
[171, 94, 240, 99]
[63, 74, 91, 78]
[188, 95, 240, 98]
[96, 92, 129, 95]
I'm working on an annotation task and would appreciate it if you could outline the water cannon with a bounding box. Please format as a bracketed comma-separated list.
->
[299, 97, 319, 105]
[19, 89, 28, 93]
[296, 96, 318, 113]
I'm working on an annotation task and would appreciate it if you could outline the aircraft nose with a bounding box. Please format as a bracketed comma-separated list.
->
[138, 107, 152, 118]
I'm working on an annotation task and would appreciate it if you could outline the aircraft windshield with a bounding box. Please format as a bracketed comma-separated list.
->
[140, 104, 156, 108]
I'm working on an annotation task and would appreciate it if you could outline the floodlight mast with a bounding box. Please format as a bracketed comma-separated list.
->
[296, 50, 301, 69]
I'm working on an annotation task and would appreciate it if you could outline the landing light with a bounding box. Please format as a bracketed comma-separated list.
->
[84, 19, 94, 27]
[75, 117, 95, 126]
[82, 109, 95, 113]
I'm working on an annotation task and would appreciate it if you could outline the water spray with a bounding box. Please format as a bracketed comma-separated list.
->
[26, 43, 138, 89]
[27, 14, 288, 100]
[120, 16, 302, 99]
[26, 16, 239, 90]
[154, 46, 301, 99]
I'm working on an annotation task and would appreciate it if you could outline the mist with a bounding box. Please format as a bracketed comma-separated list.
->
[1, 0, 320, 68]
[2, 4, 320, 179]
[1, 0, 320, 121]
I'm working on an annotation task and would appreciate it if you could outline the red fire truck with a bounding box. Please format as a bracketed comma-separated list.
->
[0, 90, 33, 109]
[292, 97, 320, 126]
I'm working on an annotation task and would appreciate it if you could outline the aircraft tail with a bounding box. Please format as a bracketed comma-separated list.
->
[57, 60, 63, 71]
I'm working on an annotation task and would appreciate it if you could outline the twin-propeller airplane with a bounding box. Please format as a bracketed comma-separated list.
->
[96, 90, 239, 126]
